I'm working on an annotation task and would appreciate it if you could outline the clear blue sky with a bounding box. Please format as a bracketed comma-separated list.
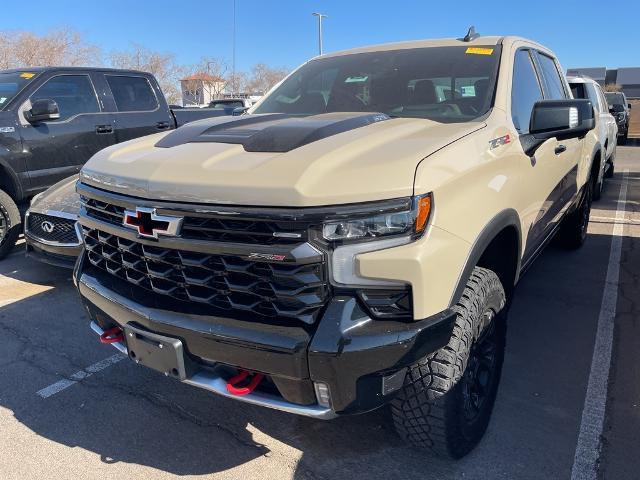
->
[3, 0, 639, 72]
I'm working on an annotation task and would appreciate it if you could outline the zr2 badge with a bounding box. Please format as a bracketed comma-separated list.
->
[489, 134, 511, 150]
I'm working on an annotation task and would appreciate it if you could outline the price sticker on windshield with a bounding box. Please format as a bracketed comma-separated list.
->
[20, 72, 35, 78]
[466, 47, 494, 55]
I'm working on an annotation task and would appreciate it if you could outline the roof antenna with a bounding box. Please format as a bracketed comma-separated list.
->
[461, 26, 480, 42]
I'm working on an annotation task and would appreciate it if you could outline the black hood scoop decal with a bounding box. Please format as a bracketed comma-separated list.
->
[155, 112, 391, 153]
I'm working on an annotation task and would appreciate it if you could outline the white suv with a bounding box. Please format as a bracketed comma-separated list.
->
[568, 75, 618, 199]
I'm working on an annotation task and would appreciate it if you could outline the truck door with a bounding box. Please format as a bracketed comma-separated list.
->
[102, 74, 174, 143]
[511, 49, 579, 262]
[20, 73, 115, 191]
[534, 52, 582, 233]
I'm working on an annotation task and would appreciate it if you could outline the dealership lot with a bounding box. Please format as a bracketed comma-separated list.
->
[0, 146, 638, 480]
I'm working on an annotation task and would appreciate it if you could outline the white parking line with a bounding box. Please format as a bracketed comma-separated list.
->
[571, 170, 629, 480]
[36, 353, 125, 399]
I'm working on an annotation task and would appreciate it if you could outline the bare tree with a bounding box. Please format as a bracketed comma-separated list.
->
[0, 28, 101, 70]
[110, 44, 186, 104]
[230, 71, 250, 94]
[246, 63, 290, 94]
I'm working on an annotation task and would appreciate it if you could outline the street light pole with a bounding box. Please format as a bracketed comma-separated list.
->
[311, 12, 327, 56]
[232, 0, 236, 94]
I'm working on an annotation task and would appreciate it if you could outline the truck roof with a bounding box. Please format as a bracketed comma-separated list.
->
[318, 35, 547, 59]
[566, 75, 599, 85]
[0, 66, 153, 76]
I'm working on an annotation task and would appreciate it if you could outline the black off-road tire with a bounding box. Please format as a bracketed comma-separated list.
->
[557, 177, 593, 249]
[593, 173, 603, 201]
[391, 267, 507, 459]
[0, 188, 21, 260]
[605, 154, 615, 179]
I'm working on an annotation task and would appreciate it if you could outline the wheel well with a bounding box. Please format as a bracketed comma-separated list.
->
[476, 226, 519, 302]
[0, 164, 19, 201]
[591, 150, 601, 185]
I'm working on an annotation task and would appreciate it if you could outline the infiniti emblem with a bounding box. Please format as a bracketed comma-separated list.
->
[41, 220, 55, 233]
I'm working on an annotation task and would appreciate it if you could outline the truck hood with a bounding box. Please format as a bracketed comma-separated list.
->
[80, 113, 484, 206]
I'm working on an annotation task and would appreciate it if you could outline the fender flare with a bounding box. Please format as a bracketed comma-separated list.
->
[0, 155, 23, 201]
[449, 208, 522, 307]
[590, 140, 604, 178]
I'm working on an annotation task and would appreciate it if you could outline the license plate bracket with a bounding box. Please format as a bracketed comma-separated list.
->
[124, 324, 193, 380]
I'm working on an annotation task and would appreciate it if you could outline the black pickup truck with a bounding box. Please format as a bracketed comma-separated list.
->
[0, 67, 224, 258]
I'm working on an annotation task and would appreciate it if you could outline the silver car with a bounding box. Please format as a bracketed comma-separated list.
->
[24, 175, 81, 268]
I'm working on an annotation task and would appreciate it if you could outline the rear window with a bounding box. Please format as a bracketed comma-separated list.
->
[106, 75, 158, 112]
[570, 83, 586, 100]
[210, 100, 244, 109]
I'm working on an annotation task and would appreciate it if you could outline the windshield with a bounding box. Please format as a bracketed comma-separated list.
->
[254, 46, 501, 123]
[605, 92, 625, 107]
[0, 71, 39, 110]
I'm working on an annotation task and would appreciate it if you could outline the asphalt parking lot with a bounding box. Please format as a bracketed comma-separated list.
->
[1, 146, 639, 480]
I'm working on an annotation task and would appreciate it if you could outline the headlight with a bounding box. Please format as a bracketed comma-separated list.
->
[322, 194, 432, 243]
[326, 194, 433, 288]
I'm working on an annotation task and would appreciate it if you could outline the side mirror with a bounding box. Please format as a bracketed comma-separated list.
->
[25, 99, 60, 123]
[628, 103, 632, 109]
[608, 105, 616, 114]
[232, 107, 249, 116]
[521, 99, 595, 156]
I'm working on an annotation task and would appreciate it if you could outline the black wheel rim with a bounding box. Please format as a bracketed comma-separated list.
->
[462, 312, 498, 423]
[0, 207, 8, 246]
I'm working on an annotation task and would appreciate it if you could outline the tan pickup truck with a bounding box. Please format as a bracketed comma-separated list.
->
[74, 30, 596, 458]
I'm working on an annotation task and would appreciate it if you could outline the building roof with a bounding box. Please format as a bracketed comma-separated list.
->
[181, 72, 226, 82]
[616, 68, 640, 85]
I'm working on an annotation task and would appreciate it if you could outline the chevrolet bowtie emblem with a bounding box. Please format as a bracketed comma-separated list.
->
[123, 207, 183, 240]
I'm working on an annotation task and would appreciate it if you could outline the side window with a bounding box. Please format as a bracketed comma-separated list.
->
[511, 50, 543, 133]
[536, 53, 567, 100]
[31, 75, 99, 121]
[106, 75, 158, 112]
[585, 83, 601, 113]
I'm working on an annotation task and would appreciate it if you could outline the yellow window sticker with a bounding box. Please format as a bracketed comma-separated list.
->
[20, 72, 35, 78]
[465, 47, 494, 55]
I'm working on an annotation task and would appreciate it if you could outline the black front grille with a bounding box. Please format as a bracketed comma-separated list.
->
[83, 228, 329, 324]
[27, 213, 79, 244]
[81, 197, 309, 245]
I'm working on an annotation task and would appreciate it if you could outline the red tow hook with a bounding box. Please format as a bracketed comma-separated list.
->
[226, 369, 264, 396]
[99, 326, 124, 344]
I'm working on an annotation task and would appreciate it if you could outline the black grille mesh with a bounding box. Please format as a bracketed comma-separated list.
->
[81, 197, 309, 244]
[27, 213, 79, 244]
[83, 228, 328, 324]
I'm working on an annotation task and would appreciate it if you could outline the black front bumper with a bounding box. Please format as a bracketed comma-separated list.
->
[25, 235, 82, 269]
[75, 253, 455, 416]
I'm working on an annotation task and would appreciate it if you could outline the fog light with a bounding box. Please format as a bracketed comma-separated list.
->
[314, 382, 331, 408]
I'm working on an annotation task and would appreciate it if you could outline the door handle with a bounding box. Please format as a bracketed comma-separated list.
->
[554, 144, 567, 155]
[95, 125, 114, 134]
[155, 121, 171, 130]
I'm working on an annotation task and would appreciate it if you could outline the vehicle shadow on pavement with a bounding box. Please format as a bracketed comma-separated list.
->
[0, 213, 626, 479]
